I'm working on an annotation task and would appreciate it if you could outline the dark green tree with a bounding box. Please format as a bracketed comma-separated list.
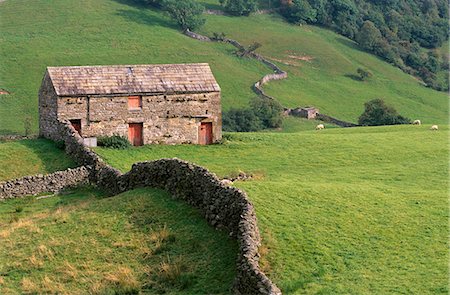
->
[356, 20, 382, 51]
[219, 0, 258, 16]
[162, 0, 205, 31]
[250, 97, 284, 128]
[222, 108, 262, 132]
[358, 99, 411, 126]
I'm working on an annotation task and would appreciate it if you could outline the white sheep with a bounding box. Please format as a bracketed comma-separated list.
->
[430, 125, 438, 131]
[316, 124, 325, 130]
[412, 120, 421, 125]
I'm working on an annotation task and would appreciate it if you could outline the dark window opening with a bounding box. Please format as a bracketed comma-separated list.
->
[69, 119, 82, 135]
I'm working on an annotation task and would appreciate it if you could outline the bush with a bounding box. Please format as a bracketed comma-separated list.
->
[358, 99, 411, 126]
[250, 97, 283, 128]
[97, 135, 132, 149]
[223, 97, 284, 132]
[219, 0, 258, 16]
[357, 68, 373, 81]
[223, 108, 262, 132]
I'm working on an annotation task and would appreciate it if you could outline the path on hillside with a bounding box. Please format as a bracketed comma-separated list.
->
[184, 29, 358, 127]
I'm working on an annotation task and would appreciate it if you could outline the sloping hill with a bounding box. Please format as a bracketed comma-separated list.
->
[96, 125, 449, 294]
[0, 0, 447, 135]
[199, 13, 449, 124]
[0, 0, 267, 135]
[0, 187, 236, 294]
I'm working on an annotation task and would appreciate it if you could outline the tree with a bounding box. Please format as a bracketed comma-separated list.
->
[250, 97, 283, 128]
[162, 0, 205, 31]
[356, 20, 382, 51]
[219, 0, 258, 16]
[358, 99, 410, 126]
[222, 108, 262, 132]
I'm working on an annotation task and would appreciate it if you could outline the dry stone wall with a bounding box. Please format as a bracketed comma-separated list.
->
[42, 121, 281, 295]
[0, 166, 90, 200]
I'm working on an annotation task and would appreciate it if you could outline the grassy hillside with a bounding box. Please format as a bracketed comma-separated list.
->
[0, 0, 267, 135]
[0, 187, 236, 294]
[0, 0, 447, 136]
[96, 125, 448, 294]
[199, 13, 449, 124]
[0, 139, 76, 181]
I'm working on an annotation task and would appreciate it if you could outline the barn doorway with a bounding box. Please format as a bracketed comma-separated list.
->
[128, 123, 143, 146]
[199, 122, 213, 145]
[69, 119, 82, 135]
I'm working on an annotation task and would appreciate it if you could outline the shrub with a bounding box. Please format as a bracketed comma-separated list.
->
[97, 135, 132, 149]
[357, 68, 373, 81]
[223, 97, 284, 132]
[358, 99, 411, 126]
[219, 0, 258, 16]
[223, 108, 262, 132]
[250, 97, 283, 128]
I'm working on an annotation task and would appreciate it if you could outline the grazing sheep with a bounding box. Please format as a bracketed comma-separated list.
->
[412, 119, 421, 125]
[316, 124, 325, 130]
[430, 125, 439, 131]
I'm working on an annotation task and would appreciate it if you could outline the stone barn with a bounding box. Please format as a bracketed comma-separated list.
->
[39, 64, 222, 146]
[290, 107, 319, 119]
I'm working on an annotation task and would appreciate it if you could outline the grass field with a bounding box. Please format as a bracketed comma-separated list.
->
[96, 125, 449, 294]
[0, 186, 236, 294]
[0, 139, 76, 181]
[0, 0, 447, 135]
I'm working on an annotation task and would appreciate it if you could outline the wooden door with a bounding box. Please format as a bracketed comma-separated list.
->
[128, 123, 143, 146]
[199, 122, 213, 145]
[70, 119, 82, 135]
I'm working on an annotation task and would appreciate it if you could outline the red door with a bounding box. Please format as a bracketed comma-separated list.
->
[128, 123, 143, 146]
[199, 122, 213, 145]
[70, 119, 82, 135]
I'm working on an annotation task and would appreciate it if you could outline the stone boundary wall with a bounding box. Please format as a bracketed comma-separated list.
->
[316, 113, 359, 127]
[40, 120, 282, 294]
[183, 30, 361, 127]
[0, 166, 90, 200]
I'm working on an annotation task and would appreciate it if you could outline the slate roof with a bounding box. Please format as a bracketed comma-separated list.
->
[46, 63, 221, 96]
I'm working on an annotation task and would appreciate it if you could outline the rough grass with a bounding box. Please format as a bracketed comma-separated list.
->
[199, 13, 449, 124]
[96, 125, 449, 294]
[0, 139, 76, 181]
[0, 186, 236, 294]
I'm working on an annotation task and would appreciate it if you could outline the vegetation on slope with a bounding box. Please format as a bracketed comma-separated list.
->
[0, 187, 236, 294]
[1, 0, 447, 135]
[96, 126, 448, 294]
[0, 139, 76, 181]
[199, 13, 449, 124]
[0, 0, 267, 135]
[280, 0, 449, 91]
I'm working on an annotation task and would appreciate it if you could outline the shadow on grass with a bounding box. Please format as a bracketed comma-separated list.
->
[344, 73, 363, 81]
[111, 0, 178, 30]
[16, 138, 77, 174]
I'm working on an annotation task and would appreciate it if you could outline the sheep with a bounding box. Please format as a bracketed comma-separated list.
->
[430, 125, 438, 131]
[316, 124, 325, 130]
[412, 119, 421, 125]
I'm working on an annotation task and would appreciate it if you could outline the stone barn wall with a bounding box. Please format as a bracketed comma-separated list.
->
[45, 92, 222, 145]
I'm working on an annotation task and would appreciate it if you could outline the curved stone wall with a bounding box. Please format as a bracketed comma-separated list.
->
[58, 120, 282, 294]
